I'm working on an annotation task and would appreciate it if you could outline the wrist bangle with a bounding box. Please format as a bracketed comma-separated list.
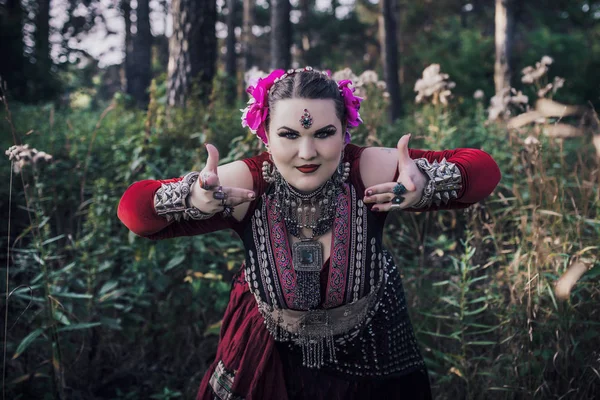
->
[413, 158, 462, 209]
[154, 171, 215, 221]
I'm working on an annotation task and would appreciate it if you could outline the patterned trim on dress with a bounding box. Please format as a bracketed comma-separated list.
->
[265, 196, 297, 308]
[323, 184, 352, 308]
[348, 197, 369, 303]
[251, 206, 280, 307]
[209, 360, 244, 400]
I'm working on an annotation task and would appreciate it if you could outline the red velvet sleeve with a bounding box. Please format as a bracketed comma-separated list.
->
[398, 148, 501, 210]
[117, 178, 235, 240]
[117, 152, 272, 240]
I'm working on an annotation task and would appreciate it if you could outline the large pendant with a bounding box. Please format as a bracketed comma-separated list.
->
[292, 240, 322, 310]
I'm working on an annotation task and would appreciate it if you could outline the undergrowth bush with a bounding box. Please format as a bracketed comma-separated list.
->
[1, 71, 598, 400]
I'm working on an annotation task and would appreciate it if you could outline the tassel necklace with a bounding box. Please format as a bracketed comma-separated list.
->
[263, 160, 350, 310]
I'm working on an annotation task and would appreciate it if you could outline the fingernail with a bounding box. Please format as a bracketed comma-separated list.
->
[372, 207, 379, 212]
[367, 190, 373, 196]
[249, 192, 255, 199]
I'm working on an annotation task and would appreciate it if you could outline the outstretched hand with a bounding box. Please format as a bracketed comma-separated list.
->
[190, 144, 256, 214]
[363, 134, 426, 212]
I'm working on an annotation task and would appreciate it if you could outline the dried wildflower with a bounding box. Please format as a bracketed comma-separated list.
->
[521, 55, 554, 85]
[473, 90, 485, 100]
[488, 88, 511, 120]
[244, 66, 267, 89]
[537, 83, 554, 98]
[333, 68, 387, 99]
[5, 144, 53, 173]
[358, 70, 379, 85]
[414, 64, 455, 105]
[509, 89, 529, 105]
[332, 68, 360, 85]
[488, 87, 530, 121]
[540, 55, 554, 66]
[552, 76, 565, 92]
[524, 135, 540, 146]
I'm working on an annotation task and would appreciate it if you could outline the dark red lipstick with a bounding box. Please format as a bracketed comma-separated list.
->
[296, 164, 320, 173]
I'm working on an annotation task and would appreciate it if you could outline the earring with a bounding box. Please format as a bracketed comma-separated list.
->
[335, 148, 350, 183]
[262, 161, 277, 183]
[337, 161, 351, 183]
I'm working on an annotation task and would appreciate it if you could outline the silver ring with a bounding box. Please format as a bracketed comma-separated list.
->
[213, 190, 226, 201]
[392, 183, 407, 196]
[392, 195, 404, 205]
[222, 206, 234, 218]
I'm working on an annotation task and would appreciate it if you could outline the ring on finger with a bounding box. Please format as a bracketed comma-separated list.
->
[213, 186, 226, 200]
[389, 204, 402, 211]
[220, 197, 227, 207]
[392, 183, 407, 196]
[392, 195, 404, 205]
[222, 206, 234, 218]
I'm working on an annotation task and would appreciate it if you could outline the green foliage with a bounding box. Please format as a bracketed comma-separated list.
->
[2, 63, 599, 400]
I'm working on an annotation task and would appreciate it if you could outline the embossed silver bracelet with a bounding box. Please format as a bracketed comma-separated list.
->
[412, 158, 463, 209]
[154, 171, 215, 221]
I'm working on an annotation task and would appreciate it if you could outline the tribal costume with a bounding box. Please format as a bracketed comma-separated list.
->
[118, 144, 501, 400]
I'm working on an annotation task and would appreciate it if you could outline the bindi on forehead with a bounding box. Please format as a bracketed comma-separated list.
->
[299, 109, 313, 129]
[269, 98, 341, 135]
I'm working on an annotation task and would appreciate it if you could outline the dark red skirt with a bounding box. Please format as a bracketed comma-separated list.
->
[196, 273, 432, 400]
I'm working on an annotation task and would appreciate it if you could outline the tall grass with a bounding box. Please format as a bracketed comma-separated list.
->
[1, 75, 598, 399]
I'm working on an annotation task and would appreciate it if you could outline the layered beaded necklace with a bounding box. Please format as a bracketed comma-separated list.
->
[263, 160, 350, 309]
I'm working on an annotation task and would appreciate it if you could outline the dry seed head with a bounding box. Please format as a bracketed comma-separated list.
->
[414, 64, 455, 105]
[5, 144, 53, 173]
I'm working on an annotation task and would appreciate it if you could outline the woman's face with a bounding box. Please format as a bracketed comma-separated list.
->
[267, 98, 345, 193]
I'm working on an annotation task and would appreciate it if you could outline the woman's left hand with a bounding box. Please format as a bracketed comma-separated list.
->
[363, 134, 427, 212]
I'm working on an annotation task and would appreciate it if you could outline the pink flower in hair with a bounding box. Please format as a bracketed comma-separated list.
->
[338, 80, 363, 144]
[241, 69, 286, 144]
[241, 68, 365, 145]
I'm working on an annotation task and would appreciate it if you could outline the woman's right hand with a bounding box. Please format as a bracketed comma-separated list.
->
[189, 144, 256, 214]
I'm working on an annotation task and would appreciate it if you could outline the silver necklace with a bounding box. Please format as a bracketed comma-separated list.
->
[263, 160, 350, 309]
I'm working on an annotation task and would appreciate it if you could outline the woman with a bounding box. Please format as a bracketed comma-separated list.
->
[118, 67, 501, 399]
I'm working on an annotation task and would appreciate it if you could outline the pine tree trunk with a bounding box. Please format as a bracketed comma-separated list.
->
[225, 0, 237, 105]
[129, 0, 152, 108]
[298, 0, 311, 66]
[494, 0, 514, 95]
[0, 0, 26, 99]
[242, 0, 255, 75]
[35, 0, 52, 97]
[379, 0, 402, 121]
[270, 0, 291, 70]
[121, 0, 133, 93]
[168, 0, 217, 106]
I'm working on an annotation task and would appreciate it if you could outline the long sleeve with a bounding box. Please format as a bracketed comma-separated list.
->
[407, 148, 501, 209]
[117, 152, 271, 240]
[117, 178, 234, 240]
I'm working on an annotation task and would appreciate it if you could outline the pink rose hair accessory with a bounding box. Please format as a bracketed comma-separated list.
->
[338, 79, 363, 144]
[241, 69, 286, 144]
[241, 67, 364, 145]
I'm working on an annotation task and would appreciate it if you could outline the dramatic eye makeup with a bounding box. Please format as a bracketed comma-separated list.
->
[277, 124, 337, 139]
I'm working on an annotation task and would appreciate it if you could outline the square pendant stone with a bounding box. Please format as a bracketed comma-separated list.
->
[292, 240, 323, 272]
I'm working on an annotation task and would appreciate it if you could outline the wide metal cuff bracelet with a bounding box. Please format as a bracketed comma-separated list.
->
[413, 158, 462, 208]
[154, 171, 215, 222]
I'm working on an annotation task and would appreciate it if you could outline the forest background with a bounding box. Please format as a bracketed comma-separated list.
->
[1, 0, 599, 399]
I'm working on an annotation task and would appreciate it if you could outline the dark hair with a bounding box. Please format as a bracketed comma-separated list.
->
[266, 70, 346, 133]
